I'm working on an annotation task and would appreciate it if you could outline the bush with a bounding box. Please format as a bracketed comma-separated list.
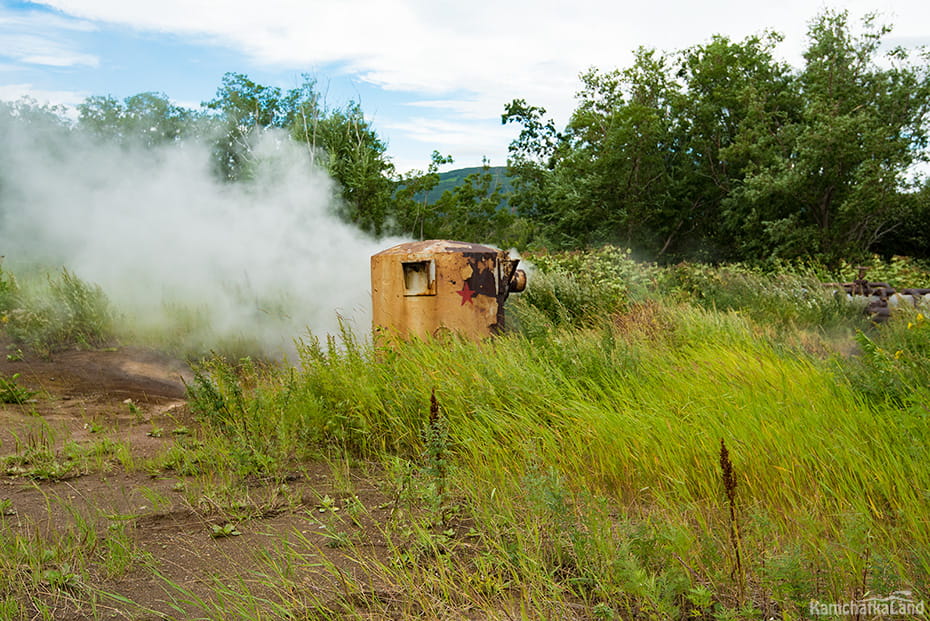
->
[0, 261, 18, 313]
[841, 310, 930, 404]
[511, 270, 621, 331]
[659, 262, 865, 330]
[1, 267, 114, 354]
[512, 246, 659, 333]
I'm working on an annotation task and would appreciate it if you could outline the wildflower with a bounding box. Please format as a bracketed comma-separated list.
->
[894, 350, 904, 360]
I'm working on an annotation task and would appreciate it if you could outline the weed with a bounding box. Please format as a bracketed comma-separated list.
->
[719, 439, 745, 604]
[315, 494, 340, 514]
[0, 373, 37, 404]
[84, 420, 105, 434]
[2, 267, 114, 355]
[124, 399, 143, 418]
[423, 388, 451, 524]
[210, 523, 242, 538]
[41, 563, 82, 591]
[0, 251, 919, 617]
[0, 498, 15, 516]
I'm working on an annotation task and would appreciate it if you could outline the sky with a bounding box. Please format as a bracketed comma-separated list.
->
[1, 0, 929, 175]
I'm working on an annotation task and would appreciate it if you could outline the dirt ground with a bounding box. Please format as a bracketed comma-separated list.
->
[0, 343, 403, 620]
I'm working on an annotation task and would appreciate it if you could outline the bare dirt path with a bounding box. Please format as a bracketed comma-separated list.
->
[0, 344, 396, 620]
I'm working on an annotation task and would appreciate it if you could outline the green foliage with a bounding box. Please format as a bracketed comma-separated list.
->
[0, 259, 18, 312]
[5, 435, 131, 481]
[504, 10, 930, 262]
[528, 245, 657, 300]
[204, 73, 396, 235]
[659, 262, 865, 330]
[511, 246, 658, 333]
[511, 270, 618, 332]
[2, 268, 114, 355]
[830, 254, 930, 285]
[842, 310, 930, 403]
[205, 72, 307, 182]
[78, 92, 196, 147]
[397, 158, 533, 247]
[305, 101, 396, 235]
[210, 523, 242, 538]
[176, 289, 930, 610]
[0, 373, 37, 404]
[392, 150, 454, 239]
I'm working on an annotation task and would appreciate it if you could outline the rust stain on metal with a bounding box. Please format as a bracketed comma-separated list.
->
[371, 239, 526, 341]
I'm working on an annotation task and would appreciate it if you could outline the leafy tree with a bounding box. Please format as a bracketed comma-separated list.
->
[731, 11, 930, 261]
[503, 10, 930, 263]
[553, 51, 685, 253]
[675, 33, 800, 259]
[78, 92, 195, 147]
[500, 99, 563, 228]
[392, 150, 454, 239]
[296, 101, 395, 236]
[419, 159, 517, 245]
[204, 73, 296, 181]
[206, 72, 395, 234]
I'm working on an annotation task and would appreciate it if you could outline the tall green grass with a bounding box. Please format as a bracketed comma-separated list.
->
[0, 264, 114, 355]
[184, 301, 929, 617]
[4, 247, 927, 618]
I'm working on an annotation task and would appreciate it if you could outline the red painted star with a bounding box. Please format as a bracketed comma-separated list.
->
[456, 281, 476, 305]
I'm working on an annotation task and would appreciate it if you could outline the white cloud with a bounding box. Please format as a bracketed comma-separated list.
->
[0, 7, 99, 68]
[0, 33, 99, 67]
[0, 8, 97, 32]
[33, 0, 929, 113]
[383, 116, 518, 172]
[0, 82, 88, 108]
[20, 0, 930, 168]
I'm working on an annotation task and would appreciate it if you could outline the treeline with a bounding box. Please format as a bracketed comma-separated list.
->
[504, 10, 930, 263]
[0, 73, 511, 244]
[1, 9, 929, 264]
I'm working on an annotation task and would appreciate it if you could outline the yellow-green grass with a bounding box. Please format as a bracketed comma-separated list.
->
[186, 303, 929, 615]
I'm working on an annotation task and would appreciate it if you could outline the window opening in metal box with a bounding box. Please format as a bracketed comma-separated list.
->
[403, 260, 436, 295]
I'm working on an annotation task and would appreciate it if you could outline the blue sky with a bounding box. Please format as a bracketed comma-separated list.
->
[2, 0, 929, 174]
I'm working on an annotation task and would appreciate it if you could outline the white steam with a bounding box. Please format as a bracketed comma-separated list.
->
[0, 119, 404, 356]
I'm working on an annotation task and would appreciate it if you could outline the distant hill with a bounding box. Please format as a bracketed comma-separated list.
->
[420, 166, 514, 205]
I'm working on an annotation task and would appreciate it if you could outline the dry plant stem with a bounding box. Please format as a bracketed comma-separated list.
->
[720, 438, 745, 604]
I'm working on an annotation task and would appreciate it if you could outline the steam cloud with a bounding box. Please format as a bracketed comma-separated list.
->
[0, 114, 405, 356]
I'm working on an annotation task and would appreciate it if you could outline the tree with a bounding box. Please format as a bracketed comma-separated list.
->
[202, 73, 395, 234]
[503, 10, 930, 262]
[420, 159, 518, 246]
[78, 92, 195, 147]
[731, 11, 930, 261]
[392, 151, 454, 239]
[554, 52, 686, 254]
[296, 101, 395, 236]
[501, 99, 562, 228]
[204, 73, 295, 181]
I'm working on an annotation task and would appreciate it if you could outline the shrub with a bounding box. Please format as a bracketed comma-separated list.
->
[1, 267, 114, 354]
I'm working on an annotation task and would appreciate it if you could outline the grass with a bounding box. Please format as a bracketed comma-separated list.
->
[172, 299, 927, 617]
[1, 250, 928, 618]
[0, 264, 114, 356]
